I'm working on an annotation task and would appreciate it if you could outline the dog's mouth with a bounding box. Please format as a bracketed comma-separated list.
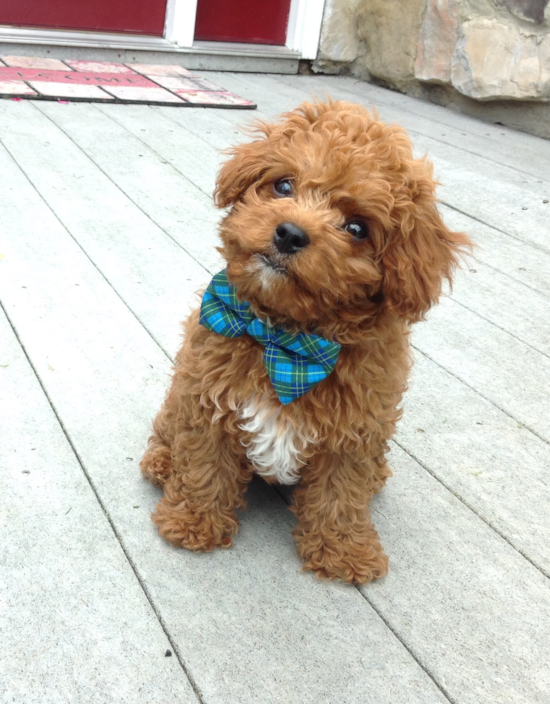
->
[256, 253, 288, 275]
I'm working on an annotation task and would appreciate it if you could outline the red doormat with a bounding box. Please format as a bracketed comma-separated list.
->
[0, 56, 256, 108]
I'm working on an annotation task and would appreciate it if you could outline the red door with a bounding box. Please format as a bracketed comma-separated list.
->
[194, 0, 292, 45]
[0, 0, 167, 36]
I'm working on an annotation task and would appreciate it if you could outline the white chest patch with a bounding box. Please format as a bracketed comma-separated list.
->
[238, 396, 314, 485]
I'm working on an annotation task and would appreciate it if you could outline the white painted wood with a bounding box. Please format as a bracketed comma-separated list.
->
[286, 0, 326, 59]
[414, 145, 549, 252]
[156, 103, 249, 144]
[95, 102, 221, 197]
[450, 262, 550, 358]
[0, 129, 449, 704]
[440, 204, 550, 298]
[164, 0, 198, 47]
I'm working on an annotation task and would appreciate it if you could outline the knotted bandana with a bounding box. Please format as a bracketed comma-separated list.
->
[199, 270, 342, 405]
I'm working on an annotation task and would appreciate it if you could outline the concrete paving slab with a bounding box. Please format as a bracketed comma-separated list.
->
[0, 314, 197, 704]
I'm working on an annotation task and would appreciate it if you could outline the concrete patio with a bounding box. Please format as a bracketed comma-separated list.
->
[1, 72, 549, 704]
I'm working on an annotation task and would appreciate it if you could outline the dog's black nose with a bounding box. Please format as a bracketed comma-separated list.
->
[274, 222, 310, 254]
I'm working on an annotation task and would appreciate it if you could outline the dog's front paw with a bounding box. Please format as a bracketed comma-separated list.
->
[294, 528, 388, 585]
[152, 497, 238, 551]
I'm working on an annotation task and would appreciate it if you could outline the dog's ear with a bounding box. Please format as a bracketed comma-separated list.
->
[382, 163, 471, 322]
[214, 125, 273, 208]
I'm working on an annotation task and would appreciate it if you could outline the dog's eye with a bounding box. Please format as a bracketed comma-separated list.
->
[273, 179, 293, 198]
[344, 219, 369, 240]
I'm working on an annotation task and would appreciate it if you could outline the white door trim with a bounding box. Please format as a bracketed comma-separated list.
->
[286, 0, 325, 60]
[0, 25, 174, 50]
[164, 0, 197, 47]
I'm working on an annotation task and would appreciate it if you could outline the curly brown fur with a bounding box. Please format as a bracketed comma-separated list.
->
[141, 99, 471, 584]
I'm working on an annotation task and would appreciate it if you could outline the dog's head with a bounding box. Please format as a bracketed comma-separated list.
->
[215, 100, 470, 338]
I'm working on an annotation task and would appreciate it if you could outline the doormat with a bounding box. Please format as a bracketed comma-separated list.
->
[0, 56, 256, 108]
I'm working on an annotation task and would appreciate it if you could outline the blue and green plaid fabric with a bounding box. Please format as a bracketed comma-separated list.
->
[199, 270, 342, 405]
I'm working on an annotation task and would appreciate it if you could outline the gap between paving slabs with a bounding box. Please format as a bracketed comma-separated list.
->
[0, 56, 256, 108]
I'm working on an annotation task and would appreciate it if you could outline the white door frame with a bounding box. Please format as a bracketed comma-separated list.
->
[286, 0, 325, 60]
[164, 0, 198, 47]
[165, 0, 324, 59]
[0, 0, 324, 59]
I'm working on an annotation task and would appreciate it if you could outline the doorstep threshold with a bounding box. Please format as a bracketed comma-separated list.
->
[0, 27, 300, 73]
[192, 40, 299, 59]
[0, 27, 299, 58]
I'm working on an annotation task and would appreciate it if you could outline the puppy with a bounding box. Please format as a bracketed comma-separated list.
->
[140, 100, 470, 584]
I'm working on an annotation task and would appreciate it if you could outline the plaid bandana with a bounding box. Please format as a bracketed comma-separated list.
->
[199, 270, 342, 405]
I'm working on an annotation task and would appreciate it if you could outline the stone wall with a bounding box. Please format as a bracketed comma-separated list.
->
[314, 0, 367, 75]
[313, 0, 550, 139]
